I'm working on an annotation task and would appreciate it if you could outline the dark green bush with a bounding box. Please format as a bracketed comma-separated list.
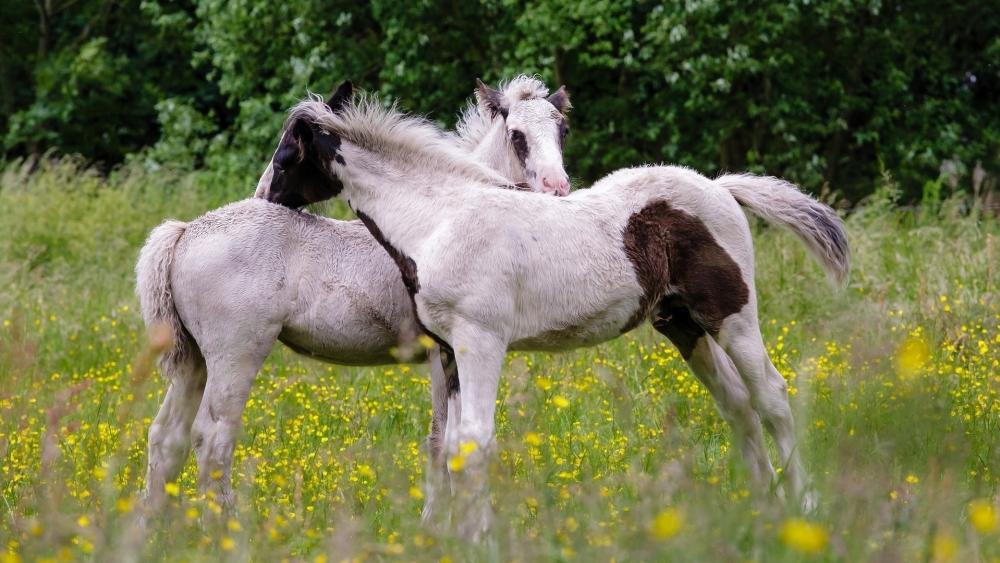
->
[2, 0, 997, 202]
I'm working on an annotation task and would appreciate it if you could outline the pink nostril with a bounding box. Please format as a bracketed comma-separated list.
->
[543, 176, 569, 191]
[542, 176, 570, 196]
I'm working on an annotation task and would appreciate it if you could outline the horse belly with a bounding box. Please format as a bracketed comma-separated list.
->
[277, 327, 399, 365]
[279, 291, 409, 366]
[509, 303, 636, 352]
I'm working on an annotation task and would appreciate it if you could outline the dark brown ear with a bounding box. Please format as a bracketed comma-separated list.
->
[547, 85, 572, 115]
[476, 77, 508, 119]
[327, 80, 354, 113]
[271, 118, 313, 168]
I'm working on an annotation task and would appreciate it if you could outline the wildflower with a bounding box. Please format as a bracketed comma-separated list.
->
[932, 532, 957, 562]
[418, 335, 435, 350]
[552, 395, 570, 409]
[164, 482, 180, 497]
[905, 474, 919, 484]
[779, 518, 828, 554]
[409, 486, 424, 500]
[895, 335, 930, 377]
[650, 508, 683, 540]
[77, 516, 90, 528]
[221, 537, 236, 551]
[448, 442, 477, 472]
[968, 500, 998, 533]
[524, 432, 543, 446]
[535, 376, 553, 391]
[116, 498, 133, 513]
[385, 543, 404, 555]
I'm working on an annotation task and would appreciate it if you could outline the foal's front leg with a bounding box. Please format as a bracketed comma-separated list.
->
[444, 324, 506, 541]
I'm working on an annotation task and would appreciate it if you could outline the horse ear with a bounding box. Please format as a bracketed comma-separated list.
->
[475, 78, 508, 119]
[547, 85, 572, 115]
[285, 118, 314, 162]
[327, 80, 354, 113]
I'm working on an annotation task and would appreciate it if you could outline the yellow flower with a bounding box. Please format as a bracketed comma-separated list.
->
[447, 455, 465, 472]
[779, 518, 828, 554]
[524, 432, 543, 446]
[552, 395, 570, 409]
[220, 537, 235, 551]
[932, 532, 957, 562]
[650, 508, 683, 540]
[905, 474, 919, 484]
[895, 335, 930, 377]
[969, 500, 998, 533]
[116, 498, 133, 513]
[459, 441, 477, 455]
[385, 543, 404, 555]
[1, 551, 22, 563]
[409, 486, 424, 500]
[164, 482, 180, 497]
[418, 335, 435, 350]
[77, 516, 90, 528]
[535, 376, 553, 391]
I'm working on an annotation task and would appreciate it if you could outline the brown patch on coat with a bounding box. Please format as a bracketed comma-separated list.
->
[356, 210, 419, 296]
[651, 296, 705, 360]
[439, 347, 460, 396]
[355, 210, 458, 396]
[621, 200, 749, 334]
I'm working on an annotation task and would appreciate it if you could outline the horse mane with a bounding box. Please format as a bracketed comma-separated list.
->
[287, 93, 511, 187]
[455, 75, 551, 150]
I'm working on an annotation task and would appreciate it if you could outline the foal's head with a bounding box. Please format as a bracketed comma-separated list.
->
[254, 82, 354, 208]
[475, 78, 572, 196]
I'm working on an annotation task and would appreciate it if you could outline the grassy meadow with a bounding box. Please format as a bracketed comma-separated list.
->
[0, 160, 998, 561]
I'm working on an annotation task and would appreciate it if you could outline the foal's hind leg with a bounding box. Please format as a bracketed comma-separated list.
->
[716, 306, 808, 506]
[145, 360, 206, 510]
[652, 300, 775, 488]
[190, 331, 278, 509]
[423, 345, 457, 524]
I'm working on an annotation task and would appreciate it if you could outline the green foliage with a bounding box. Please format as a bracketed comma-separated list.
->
[2, 0, 998, 201]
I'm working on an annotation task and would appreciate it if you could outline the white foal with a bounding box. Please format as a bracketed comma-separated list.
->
[274, 92, 850, 539]
[137, 76, 572, 513]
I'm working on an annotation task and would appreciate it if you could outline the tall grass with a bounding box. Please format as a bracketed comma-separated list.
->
[0, 161, 997, 561]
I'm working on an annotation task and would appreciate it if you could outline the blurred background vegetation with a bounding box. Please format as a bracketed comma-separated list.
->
[1, 0, 998, 203]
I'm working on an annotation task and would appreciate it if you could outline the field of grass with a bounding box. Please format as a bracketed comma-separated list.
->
[1, 160, 997, 561]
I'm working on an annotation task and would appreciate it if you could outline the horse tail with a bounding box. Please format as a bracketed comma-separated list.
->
[135, 220, 201, 379]
[715, 173, 851, 287]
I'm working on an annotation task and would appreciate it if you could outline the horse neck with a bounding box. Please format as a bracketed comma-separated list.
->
[470, 120, 522, 183]
[339, 154, 470, 253]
